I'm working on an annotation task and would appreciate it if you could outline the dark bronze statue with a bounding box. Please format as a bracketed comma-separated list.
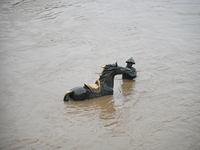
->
[64, 62, 133, 101]
[122, 57, 137, 80]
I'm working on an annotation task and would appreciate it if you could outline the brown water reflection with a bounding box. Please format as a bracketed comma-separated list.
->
[64, 96, 117, 125]
[121, 79, 135, 97]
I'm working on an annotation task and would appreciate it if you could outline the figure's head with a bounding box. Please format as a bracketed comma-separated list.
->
[127, 63, 133, 68]
[126, 57, 135, 68]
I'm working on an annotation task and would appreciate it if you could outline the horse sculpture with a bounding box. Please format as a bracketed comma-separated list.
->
[63, 62, 133, 101]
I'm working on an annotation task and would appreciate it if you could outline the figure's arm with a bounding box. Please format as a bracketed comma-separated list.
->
[130, 68, 137, 78]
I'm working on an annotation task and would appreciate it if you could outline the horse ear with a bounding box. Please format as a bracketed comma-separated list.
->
[115, 62, 118, 66]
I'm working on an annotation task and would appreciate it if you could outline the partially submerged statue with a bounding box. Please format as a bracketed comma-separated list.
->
[122, 57, 137, 80]
[64, 62, 133, 101]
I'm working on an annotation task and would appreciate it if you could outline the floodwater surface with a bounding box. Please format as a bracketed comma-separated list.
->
[0, 0, 200, 149]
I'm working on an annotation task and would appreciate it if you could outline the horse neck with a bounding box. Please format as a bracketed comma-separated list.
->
[100, 71, 116, 89]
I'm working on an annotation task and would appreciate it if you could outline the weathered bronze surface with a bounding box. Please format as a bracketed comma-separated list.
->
[122, 57, 137, 80]
[64, 62, 132, 101]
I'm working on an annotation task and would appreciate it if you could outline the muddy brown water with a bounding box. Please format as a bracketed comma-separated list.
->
[0, 0, 200, 149]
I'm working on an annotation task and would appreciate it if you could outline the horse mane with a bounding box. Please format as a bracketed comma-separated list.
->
[98, 62, 118, 82]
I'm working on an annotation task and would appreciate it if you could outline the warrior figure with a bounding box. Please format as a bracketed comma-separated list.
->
[122, 57, 137, 80]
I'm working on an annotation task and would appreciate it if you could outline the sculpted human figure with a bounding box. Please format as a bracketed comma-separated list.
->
[122, 57, 137, 80]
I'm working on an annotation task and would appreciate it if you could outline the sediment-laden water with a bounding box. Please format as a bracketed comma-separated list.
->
[0, 0, 200, 149]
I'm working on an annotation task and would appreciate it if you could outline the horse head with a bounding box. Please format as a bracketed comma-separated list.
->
[113, 62, 131, 75]
[101, 62, 131, 77]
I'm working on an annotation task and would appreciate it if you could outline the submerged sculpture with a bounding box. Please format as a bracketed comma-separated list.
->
[64, 62, 133, 101]
[122, 57, 137, 80]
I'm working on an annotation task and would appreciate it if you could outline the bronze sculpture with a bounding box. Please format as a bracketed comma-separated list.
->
[64, 62, 133, 101]
[122, 57, 137, 80]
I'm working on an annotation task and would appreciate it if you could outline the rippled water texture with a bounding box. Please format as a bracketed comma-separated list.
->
[0, 0, 200, 149]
